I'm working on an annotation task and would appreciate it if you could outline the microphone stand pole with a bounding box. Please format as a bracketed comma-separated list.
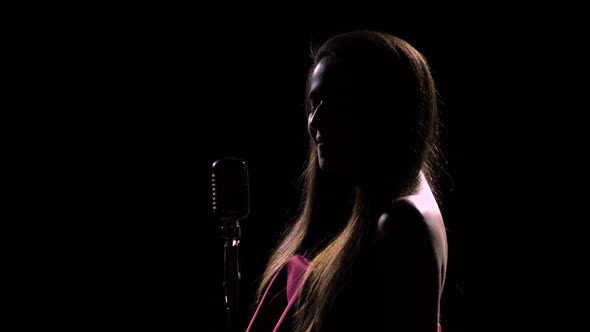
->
[222, 218, 241, 332]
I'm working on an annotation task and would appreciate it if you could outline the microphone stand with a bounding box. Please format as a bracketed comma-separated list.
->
[212, 157, 249, 332]
[221, 218, 241, 332]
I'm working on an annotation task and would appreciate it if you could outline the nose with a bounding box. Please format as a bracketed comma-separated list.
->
[308, 100, 325, 134]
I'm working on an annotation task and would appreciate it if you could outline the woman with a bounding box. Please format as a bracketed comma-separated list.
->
[246, 30, 448, 332]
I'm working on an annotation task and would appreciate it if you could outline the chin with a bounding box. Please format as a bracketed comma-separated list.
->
[318, 160, 354, 180]
[318, 157, 335, 175]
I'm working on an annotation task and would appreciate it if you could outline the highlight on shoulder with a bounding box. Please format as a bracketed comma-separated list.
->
[376, 172, 448, 289]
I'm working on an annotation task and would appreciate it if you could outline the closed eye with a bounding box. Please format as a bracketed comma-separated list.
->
[310, 99, 323, 115]
[308, 87, 323, 112]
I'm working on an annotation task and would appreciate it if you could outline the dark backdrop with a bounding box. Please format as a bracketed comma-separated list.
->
[2, 2, 589, 332]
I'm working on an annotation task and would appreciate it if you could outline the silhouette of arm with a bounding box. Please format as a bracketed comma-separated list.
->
[376, 199, 444, 331]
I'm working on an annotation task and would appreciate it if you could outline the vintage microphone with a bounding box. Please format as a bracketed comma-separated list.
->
[211, 157, 250, 332]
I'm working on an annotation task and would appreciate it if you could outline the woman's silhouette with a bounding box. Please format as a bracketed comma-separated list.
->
[246, 30, 448, 332]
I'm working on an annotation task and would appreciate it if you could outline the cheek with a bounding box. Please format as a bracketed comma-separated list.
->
[307, 121, 317, 139]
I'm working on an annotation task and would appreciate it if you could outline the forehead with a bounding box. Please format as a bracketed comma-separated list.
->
[309, 57, 371, 97]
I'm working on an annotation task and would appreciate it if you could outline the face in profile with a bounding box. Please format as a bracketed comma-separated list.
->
[307, 56, 376, 179]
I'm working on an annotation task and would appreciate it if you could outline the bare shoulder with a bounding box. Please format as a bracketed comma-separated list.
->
[377, 197, 447, 262]
[372, 174, 448, 327]
[376, 174, 448, 287]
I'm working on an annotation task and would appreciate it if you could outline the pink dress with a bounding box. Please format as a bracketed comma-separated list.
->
[246, 255, 442, 332]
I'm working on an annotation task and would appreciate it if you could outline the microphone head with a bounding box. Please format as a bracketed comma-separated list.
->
[211, 157, 250, 221]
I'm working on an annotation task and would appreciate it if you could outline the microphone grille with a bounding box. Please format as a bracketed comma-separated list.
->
[211, 158, 250, 221]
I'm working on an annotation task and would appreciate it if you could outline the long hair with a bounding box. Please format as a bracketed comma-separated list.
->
[256, 30, 442, 332]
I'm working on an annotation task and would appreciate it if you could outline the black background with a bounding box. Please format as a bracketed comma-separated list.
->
[2, 2, 589, 332]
